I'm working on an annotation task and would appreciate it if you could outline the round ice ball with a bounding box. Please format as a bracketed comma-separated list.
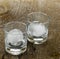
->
[28, 22, 46, 37]
[6, 29, 24, 45]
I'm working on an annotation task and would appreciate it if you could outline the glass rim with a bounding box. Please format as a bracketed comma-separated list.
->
[27, 12, 51, 22]
[4, 21, 26, 33]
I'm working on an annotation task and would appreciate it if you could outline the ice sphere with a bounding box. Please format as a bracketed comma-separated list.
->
[28, 22, 47, 37]
[6, 29, 24, 45]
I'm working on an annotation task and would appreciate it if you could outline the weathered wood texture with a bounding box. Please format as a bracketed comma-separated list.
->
[0, 0, 60, 59]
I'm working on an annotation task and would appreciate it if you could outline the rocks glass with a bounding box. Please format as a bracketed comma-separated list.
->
[27, 12, 50, 44]
[4, 21, 27, 55]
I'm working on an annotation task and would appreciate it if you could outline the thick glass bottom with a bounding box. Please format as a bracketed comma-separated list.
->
[5, 47, 27, 55]
[28, 37, 47, 44]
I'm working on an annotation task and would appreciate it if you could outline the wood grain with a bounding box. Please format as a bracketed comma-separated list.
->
[0, 0, 60, 59]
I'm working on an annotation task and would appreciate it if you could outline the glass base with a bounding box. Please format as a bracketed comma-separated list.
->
[5, 47, 27, 55]
[28, 37, 47, 44]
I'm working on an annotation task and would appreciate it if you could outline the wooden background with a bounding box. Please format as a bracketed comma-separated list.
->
[0, 0, 60, 59]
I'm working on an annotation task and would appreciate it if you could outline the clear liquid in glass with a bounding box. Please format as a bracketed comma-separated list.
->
[5, 29, 27, 55]
[27, 22, 48, 44]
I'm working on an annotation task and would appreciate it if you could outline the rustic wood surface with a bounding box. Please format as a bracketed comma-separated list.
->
[0, 0, 60, 59]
